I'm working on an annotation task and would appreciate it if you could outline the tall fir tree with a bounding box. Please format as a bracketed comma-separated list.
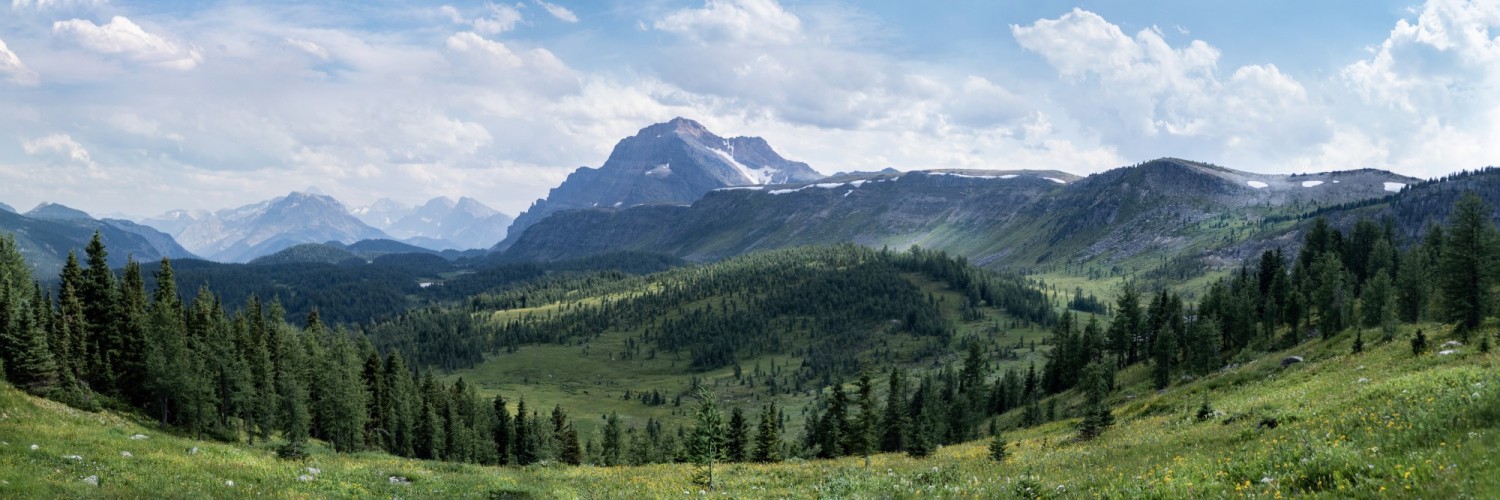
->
[725, 407, 748, 463]
[753, 401, 781, 463]
[1438, 192, 1498, 336]
[688, 387, 724, 489]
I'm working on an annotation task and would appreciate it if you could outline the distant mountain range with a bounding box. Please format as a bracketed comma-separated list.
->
[353, 197, 514, 250]
[501, 158, 1446, 274]
[142, 191, 387, 263]
[493, 117, 823, 250]
[0, 202, 196, 276]
[9, 118, 1493, 279]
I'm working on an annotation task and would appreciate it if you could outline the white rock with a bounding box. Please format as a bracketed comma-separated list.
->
[130, 434, 148, 440]
[1260, 476, 1275, 484]
[188, 447, 199, 455]
[121, 451, 133, 458]
[1442, 341, 1462, 348]
[305, 467, 321, 475]
[1358, 378, 1370, 384]
[82, 475, 99, 487]
[225, 480, 235, 487]
[298, 475, 314, 482]
[63, 455, 83, 461]
[389, 476, 410, 485]
[1439, 349, 1457, 356]
[29, 444, 38, 451]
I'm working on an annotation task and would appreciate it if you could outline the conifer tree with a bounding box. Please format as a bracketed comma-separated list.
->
[754, 401, 781, 463]
[512, 398, 532, 464]
[879, 368, 908, 453]
[1439, 192, 1497, 336]
[1076, 361, 1114, 440]
[600, 411, 622, 466]
[688, 387, 724, 489]
[988, 430, 1008, 463]
[385, 352, 417, 457]
[725, 407, 747, 462]
[80, 232, 119, 393]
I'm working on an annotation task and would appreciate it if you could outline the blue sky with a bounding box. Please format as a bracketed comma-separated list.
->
[1, 0, 1496, 217]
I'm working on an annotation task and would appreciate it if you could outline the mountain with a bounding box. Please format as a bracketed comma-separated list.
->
[144, 191, 388, 263]
[502, 158, 1423, 270]
[493, 117, 823, 250]
[353, 197, 514, 250]
[25, 202, 94, 221]
[0, 204, 196, 276]
[351, 198, 411, 228]
[0, 201, 16, 213]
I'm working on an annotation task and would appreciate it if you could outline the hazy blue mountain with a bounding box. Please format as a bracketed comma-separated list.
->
[0, 204, 197, 276]
[145, 191, 388, 263]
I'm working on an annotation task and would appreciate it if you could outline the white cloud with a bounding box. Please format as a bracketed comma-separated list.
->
[0, 37, 40, 85]
[655, 0, 802, 45]
[283, 37, 328, 60]
[441, 3, 524, 35]
[53, 16, 202, 70]
[534, 0, 577, 23]
[1012, 8, 1322, 165]
[446, 32, 522, 68]
[11, 0, 106, 10]
[22, 133, 93, 165]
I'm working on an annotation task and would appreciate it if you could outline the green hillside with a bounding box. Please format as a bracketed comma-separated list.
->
[2, 321, 1494, 497]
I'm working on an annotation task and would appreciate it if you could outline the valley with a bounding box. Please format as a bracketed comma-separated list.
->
[2, 119, 1498, 497]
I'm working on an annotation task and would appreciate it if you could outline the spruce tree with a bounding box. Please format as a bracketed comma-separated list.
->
[385, 352, 417, 457]
[754, 401, 780, 463]
[512, 398, 532, 464]
[988, 431, 1008, 463]
[601, 411, 622, 466]
[1076, 361, 1114, 440]
[725, 407, 747, 463]
[1438, 192, 1497, 335]
[80, 232, 118, 393]
[688, 387, 724, 489]
[879, 368, 908, 453]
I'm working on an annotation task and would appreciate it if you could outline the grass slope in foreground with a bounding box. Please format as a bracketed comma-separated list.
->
[1, 322, 1496, 497]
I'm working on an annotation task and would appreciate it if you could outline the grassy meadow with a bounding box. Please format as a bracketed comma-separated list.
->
[3, 319, 1495, 497]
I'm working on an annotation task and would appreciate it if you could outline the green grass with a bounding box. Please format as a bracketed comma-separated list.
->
[4, 322, 1495, 497]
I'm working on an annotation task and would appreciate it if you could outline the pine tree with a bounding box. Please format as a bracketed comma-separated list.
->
[1076, 361, 1114, 440]
[753, 401, 780, 463]
[114, 259, 151, 406]
[688, 387, 724, 489]
[1411, 329, 1429, 356]
[987, 431, 1008, 463]
[601, 411, 622, 466]
[879, 368, 908, 453]
[1438, 192, 1497, 336]
[385, 352, 417, 457]
[851, 372, 878, 464]
[725, 407, 748, 463]
[512, 398, 532, 464]
[80, 232, 119, 393]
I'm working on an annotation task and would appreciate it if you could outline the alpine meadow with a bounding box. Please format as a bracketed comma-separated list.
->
[3, 1, 1500, 498]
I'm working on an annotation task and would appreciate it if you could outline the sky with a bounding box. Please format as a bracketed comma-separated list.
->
[1, 0, 1497, 219]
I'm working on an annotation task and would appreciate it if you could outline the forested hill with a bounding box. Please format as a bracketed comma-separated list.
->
[365, 244, 1055, 374]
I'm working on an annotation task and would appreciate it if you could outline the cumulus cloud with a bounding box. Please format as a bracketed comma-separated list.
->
[534, 0, 577, 23]
[655, 0, 802, 45]
[22, 133, 93, 165]
[1012, 8, 1323, 164]
[53, 16, 202, 70]
[0, 38, 40, 85]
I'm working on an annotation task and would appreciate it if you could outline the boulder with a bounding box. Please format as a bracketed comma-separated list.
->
[1280, 356, 1304, 367]
[82, 476, 99, 487]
